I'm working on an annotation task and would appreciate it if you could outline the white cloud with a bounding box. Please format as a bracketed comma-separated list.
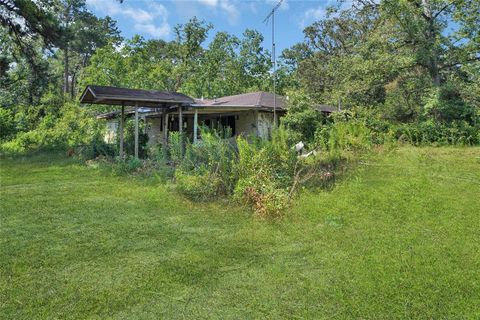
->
[195, 0, 239, 24]
[135, 23, 171, 38]
[220, 1, 239, 23]
[86, 0, 170, 38]
[198, 0, 218, 7]
[299, 6, 325, 29]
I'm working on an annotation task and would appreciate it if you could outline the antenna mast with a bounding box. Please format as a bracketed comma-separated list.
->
[263, 0, 283, 128]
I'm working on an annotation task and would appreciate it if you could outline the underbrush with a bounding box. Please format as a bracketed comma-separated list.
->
[170, 125, 373, 218]
[79, 121, 377, 218]
[16, 105, 476, 218]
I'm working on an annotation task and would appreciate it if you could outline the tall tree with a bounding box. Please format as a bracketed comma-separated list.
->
[286, 0, 480, 119]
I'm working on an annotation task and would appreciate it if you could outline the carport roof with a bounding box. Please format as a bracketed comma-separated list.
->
[79, 85, 194, 107]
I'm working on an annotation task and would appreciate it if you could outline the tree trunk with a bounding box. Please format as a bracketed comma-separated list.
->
[422, 0, 441, 86]
[70, 70, 75, 98]
[64, 44, 69, 94]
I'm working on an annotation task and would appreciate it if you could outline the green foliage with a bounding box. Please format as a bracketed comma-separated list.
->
[0, 108, 16, 141]
[117, 118, 149, 159]
[180, 128, 236, 195]
[285, 0, 480, 125]
[422, 84, 477, 123]
[315, 114, 373, 162]
[111, 156, 143, 175]
[281, 91, 324, 143]
[174, 170, 222, 201]
[392, 120, 479, 146]
[81, 18, 283, 99]
[0, 102, 105, 155]
[167, 127, 299, 216]
[233, 129, 297, 217]
[168, 131, 184, 167]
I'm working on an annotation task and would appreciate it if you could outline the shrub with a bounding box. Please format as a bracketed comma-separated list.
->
[423, 84, 476, 123]
[392, 120, 479, 145]
[0, 102, 106, 156]
[168, 131, 184, 166]
[112, 156, 143, 175]
[174, 170, 222, 201]
[242, 184, 289, 219]
[233, 129, 297, 217]
[281, 91, 324, 144]
[315, 115, 372, 162]
[0, 108, 16, 141]
[181, 127, 236, 194]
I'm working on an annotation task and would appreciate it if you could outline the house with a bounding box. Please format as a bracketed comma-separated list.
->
[80, 85, 333, 158]
[84, 86, 287, 146]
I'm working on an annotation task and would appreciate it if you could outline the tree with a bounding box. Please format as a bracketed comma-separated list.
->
[286, 0, 480, 120]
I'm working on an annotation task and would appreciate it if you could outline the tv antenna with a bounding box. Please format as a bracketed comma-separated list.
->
[263, 0, 283, 128]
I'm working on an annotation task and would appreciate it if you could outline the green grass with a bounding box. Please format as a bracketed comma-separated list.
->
[1, 147, 480, 319]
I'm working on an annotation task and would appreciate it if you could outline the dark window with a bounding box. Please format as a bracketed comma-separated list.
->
[218, 116, 236, 136]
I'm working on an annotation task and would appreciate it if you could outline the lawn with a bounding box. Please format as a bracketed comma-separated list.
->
[1, 147, 479, 319]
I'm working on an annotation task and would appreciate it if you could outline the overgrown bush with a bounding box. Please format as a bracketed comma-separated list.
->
[168, 131, 184, 166]
[111, 156, 143, 175]
[281, 91, 325, 144]
[233, 129, 298, 218]
[180, 127, 237, 194]
[315, 114, 373, 162]
[0, 102, 105, 155]
[392, 120, 479, 145]
[174, 170, 222, 201]
[0, 108, 16, 141]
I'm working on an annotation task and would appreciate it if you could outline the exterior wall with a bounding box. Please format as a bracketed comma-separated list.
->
[137, 110, 275, 147]
[235, 110, 258, 137]
[256, 111, 274, 139]
[104, 120, 118, 144]
[145, 116, 163, 146]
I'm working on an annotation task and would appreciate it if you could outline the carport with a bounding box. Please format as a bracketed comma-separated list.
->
[79, 85, 194, 159]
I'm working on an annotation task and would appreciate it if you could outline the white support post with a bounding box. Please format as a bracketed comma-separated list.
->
[178, 105, 183, 156]
[193, 108, 198, 144]
[119, 102, 124, 159]
[163, 110, 169, 152]
[178, 105, 183, 135]
[134, 103, 139, 159]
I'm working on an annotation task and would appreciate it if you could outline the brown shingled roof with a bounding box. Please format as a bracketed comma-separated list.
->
[194, 91, 286, 110]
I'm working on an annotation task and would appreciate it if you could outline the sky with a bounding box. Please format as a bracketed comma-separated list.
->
[86, 0, 337, 56]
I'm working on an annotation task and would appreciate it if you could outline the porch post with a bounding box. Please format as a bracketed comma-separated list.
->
[134, 102, 139, 159]
[193, 108, 198, 144]
[163, 110, 169, 152]
[178, 104, 183, 155]
[178, 105, 183, 135]
[119, 101, 124, 159]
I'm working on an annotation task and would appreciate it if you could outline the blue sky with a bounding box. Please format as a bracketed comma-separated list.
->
[86, 0, 337, 56]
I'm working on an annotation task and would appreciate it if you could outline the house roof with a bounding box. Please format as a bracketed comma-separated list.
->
[80, 85, 194, 107]
[193, 91, 286, 110]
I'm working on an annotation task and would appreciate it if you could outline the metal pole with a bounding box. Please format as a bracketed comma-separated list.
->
[272, 9, 277, 127]
[119, 102, 124, 159]
[134, 103, 139, 159]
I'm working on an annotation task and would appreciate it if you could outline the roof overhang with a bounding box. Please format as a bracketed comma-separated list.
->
[79, 85, 194, 107]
